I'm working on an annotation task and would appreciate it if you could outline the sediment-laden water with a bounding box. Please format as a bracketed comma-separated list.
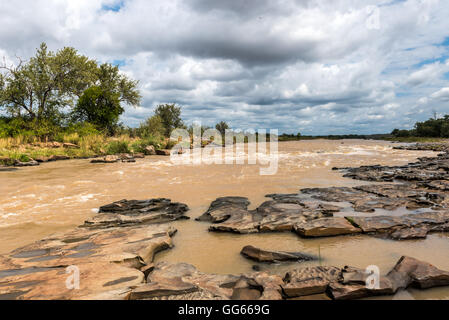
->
[1, 140, 448, 299]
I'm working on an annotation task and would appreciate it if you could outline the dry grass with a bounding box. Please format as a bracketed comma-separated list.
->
[0, 133, 168, 164]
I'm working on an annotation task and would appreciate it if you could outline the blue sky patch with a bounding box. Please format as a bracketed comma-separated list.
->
[415, 55, 448, 68]
[111, 59, 126, 67]
[102, 1, 125, 12]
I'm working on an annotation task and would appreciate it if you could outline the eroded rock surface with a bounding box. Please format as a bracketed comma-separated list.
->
[0, 224, 177, 300]
[84, 198, 189, 229]
[240, 245, 316, 263]
[126, 256, 449, 300]
[0, 198, 189, 300]
[328, 256, 449, 300]
[347, 210, 449, 240]
[282, 266, 341, 298]
[339, 144, 449, 183]
[199, 144, 449, 241]
[129, 262, 284, 300]
[91, 154, 141, 164]
[200, 196, 338, 235]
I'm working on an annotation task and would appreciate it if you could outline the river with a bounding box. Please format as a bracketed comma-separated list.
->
[1, 140, 448, 299]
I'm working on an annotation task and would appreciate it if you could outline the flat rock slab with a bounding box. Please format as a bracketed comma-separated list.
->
[281, 256, 449, 300]
[282, 266, 341, 298]
[201, 157, 449, 241]
[156, 150, 171, 156]
[393, 143, 449, 152]
[387, 256, 449, 290]
[90, 154, 140, 164]
[196, 197, 250, 223]
[328, 256, 449, 300]
[0, 198, 190, 300]
[303, 184, 446, 212]
[0, 224, 177, 300]
[203, 196, 341, 235]
[84, 198, 189, 229]
[240, 245, 316, 263]
[128, 279, 199, 300]
[347, 210, 449, 240]
[129, 262, 284, 300]
[339, 146, 449, 184]
[294, 217, 361, 237]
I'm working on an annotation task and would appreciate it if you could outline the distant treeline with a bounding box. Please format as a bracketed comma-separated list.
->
[278, 133, 391, 141]
[391, 115, 449, 138]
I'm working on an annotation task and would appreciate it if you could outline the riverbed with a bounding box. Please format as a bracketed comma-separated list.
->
[1, 140, 448, 299]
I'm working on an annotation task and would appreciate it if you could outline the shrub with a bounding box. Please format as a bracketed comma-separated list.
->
[137, 115, 165, 138]
[130, 136, 162, 153]
[65, 122, 101, 137]
[106, 140, 130, 154]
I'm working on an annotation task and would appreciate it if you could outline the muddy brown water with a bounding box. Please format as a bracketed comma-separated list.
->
[1, 140, 448, 300]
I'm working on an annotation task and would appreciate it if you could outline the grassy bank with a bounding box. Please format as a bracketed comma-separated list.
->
[0, 134, 171, 165]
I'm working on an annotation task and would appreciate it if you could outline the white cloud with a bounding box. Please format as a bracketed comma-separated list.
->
[0, 0, 449, 133]
[407, 61, 449, 86]
[431, 87, 449, 101]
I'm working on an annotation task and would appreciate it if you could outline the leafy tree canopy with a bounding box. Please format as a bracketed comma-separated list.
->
[154, 103, 184, 136]
[0, 43, 141, 128]
[215, 121, 229, 136]
[137, 115, 165, 138]
[72, 86, 123, 134]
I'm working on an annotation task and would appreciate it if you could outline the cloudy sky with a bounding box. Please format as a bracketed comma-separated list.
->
[1, 0, 449, 134]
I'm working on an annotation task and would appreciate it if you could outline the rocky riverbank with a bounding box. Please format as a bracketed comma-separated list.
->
[197, 143, 449, 241]
[0, 142, 174, 168]
[1, 142, 449, 300]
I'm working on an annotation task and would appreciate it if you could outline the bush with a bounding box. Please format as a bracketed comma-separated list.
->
[163, 139, 177, 150]
[154, 104, 184, 136]
[65, 122, 101, 137]
[130, 136, 162, 153]
[106, 140, 130, 154]
[137, 115, 165, 138]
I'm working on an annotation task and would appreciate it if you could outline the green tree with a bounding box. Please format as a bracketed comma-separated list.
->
[95, 63, 141, 107]
[0, 43, 141, 136]
[415, 118, 443, 137]
[0, 43, 97, 122]
[73, 86, 122, 134]
[441, 116, 449, 138]
[137, 115, 165, 138]
[154, 103, 184, 136]
[215, 121, 230, 136]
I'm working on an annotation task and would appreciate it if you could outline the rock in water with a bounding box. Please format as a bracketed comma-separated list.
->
[128, 262, 284, 300]
[387, 256, 449, 290]
[144, 145, 156, 155]
[328, 256, 449, 300]
[347, 211, 449, 240]
[156, 149, 171, 156]
[282, 266, 341, 298]
[200, 145, 449, 241]
[14, 160, 39, 167]
[294, 217, 362, 237]
[240, 245, 316, 263]
[196, 197, 250, 223]
[84, 198, 190, 229]
[0, 224, 178, 300]
[91, 155, 120, 163]
[48, 155, 71, 161]
[0, 198, 191, 300]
